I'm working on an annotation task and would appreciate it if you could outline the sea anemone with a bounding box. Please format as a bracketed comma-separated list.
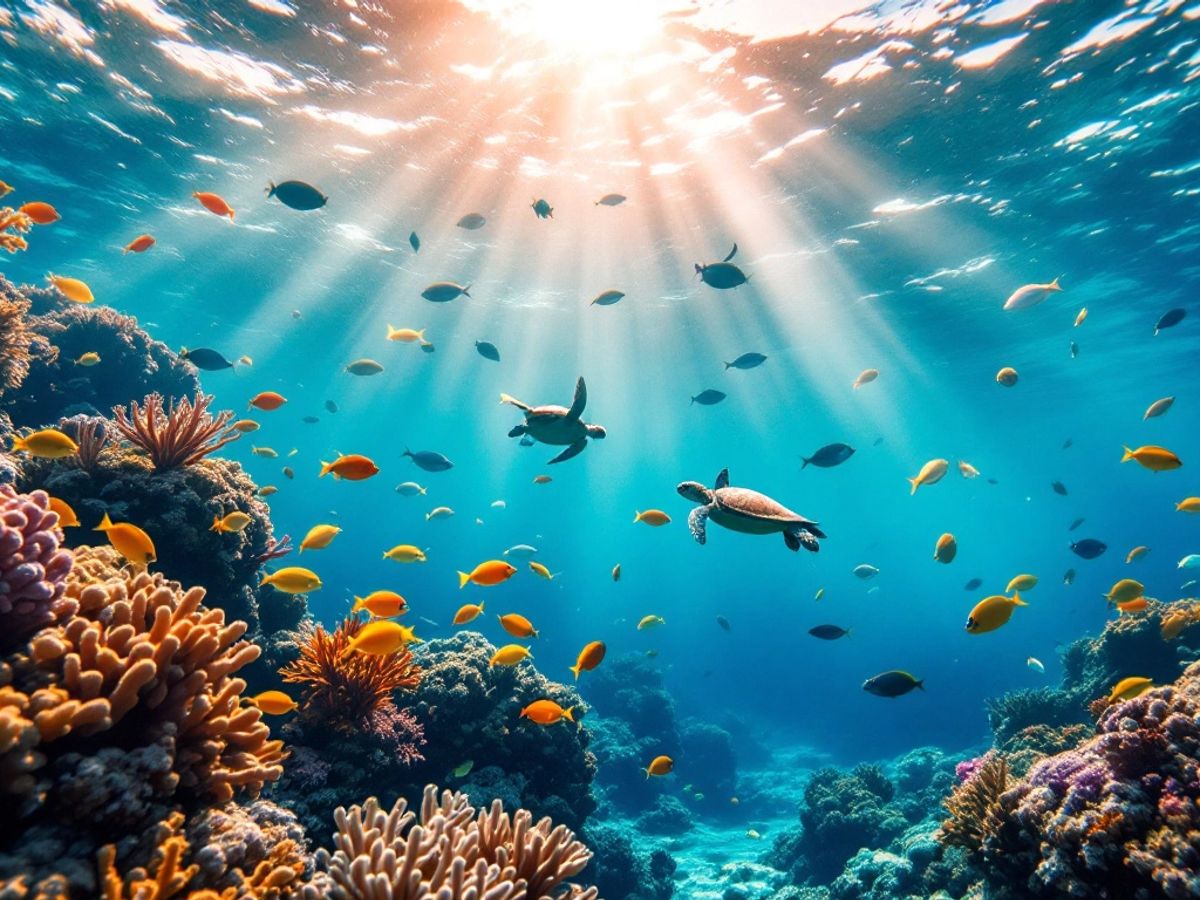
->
[111, 392, 239, 471]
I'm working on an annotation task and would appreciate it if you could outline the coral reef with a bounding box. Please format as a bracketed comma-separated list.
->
[327, 784, 597, 899]
[580, 823, 674, 900]
[111, 393, 239, 471]
[939, 754, 1008, 851]
[0, 485, 74, 652]
[0, 278, 54, 400]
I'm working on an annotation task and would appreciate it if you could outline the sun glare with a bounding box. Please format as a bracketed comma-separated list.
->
[464, 0, 669, 60]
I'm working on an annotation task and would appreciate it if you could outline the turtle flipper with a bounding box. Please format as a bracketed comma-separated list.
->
[785, 527, 819, 552]
[548, 437, 587, 464]
[508, 424, 528, 438]
[688, 505, 711, 545]
[723, 242, 738, 262]
[566, 377, 587, 422]
[500, 392, 532, 412]
[714, 468, 729, 490]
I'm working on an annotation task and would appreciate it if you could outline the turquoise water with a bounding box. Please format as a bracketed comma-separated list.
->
[3, 0, 1199, 771]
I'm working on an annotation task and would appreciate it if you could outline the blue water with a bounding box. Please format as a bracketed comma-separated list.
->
[2, 0, 1200, 767]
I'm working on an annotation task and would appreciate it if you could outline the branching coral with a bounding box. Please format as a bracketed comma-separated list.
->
[0, 207, 32, 254]
[112, 393, 239, 471]
[327, 785, 597, 900]
[0, 485, 75, 651]
[61, 413, 113, 470]
[99, 811, 198, 900]
[0, 277, 54, 399]
[280, 617, 421, 733]
[939, 754, 1008, 852]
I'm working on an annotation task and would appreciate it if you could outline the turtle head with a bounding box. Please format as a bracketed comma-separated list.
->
[677, 481, 712, 505]
[586, 424, 607, 440]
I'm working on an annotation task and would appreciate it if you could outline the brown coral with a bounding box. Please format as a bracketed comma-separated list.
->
[328, 784, 597, 900]
[280, 617, 421, 731]
[0, 278, 54, 397]
[1160, 600, 1200, 641]
[112, 393, 240, 471]
[939, 754, 1010, 852]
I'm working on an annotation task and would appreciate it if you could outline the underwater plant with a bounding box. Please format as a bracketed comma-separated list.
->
[112, 392, 240, 471]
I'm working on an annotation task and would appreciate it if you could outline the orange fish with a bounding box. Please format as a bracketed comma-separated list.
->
[569, 641, 606, 680]
[1117, 598, 1149, 615]
[19, 201, 60, 225]
[520, 699, 574, 725]
[123, 234, 155, 254]
[194, 191, 235, 220]
[249, 391, 287, 411]
[453, 600, 484, 625]
[634, 510, 671, 526]
[352, 590, 407, 618]
[644, 755, 674, 778]
[458, 560, 517, 589]
[319, 453, 379, 481]
[499, 613, 538, 638]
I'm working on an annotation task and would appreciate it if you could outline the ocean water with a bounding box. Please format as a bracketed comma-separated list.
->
[2, 0, 1200, 892]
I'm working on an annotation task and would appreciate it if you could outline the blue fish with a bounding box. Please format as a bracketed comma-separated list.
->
[409, 231, 420, 252]
[691, 389, 726, 406]
[266, 179, 327, 211]
[404, 448, 453, 472]
[476, 341, 500, 362]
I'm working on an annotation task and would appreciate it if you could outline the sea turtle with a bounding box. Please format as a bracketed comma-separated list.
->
[501, 376, 606, 464]
[677, 468, 826, 552]
[695, 243, 749, 289]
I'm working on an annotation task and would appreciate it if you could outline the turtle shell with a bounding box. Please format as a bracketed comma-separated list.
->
[714, 487, 807, 523]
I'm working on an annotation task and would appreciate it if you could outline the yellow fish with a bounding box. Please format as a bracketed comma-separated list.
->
[348, 620, 420, 655]
[1074, 307, 1087, 327]
[47, 273, 94, 304]
[260, 566, 322, 594]
[644, 755, 674, 778]
[1105, 578, 1144, 606]
[933, 533, 957, 564]
[251, 446, 278, 458]
[489, 644, 532, 667]
[250, 690, 297, 715]
[965, 593, 1027, 634]
[1108, 676, 1153, 703]
[94, 512, 156, 567]
[499, 613, 538, 638]
[47, 496, 80, 527]
[633, 510, 671, 526]
[908, 459, 949, 494]
[1177, 497, 1200, 513]
[300, 524, 341, 552]
[529, 561, 557, 580]
[258, 485, 278, 497]
[957, 460, 980, 479]
[458, 560, 517, 588]
[231, 419, 260, 433]
[995, 367, 1019, 387]
[1125, 546, 1150, 563]
[352, 590, 407, 618]
[238, 355, 253, 366]
[386, 325, 426, 342]
[1006, 574, 1037, 593]
[453, 601, 484, 625]
[1122, 445, 1182, 472]
[520, 699, 574, 725]
[74, 352, 101, 367]
[383, 544, 426, 563]
[638, 615, 665, 630]
[11, 428, 79, 459]
[211, 511, 253, 534]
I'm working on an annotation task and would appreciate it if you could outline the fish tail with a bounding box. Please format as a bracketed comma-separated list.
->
[319, 460, 333, 477]
[915, 680, 925, 691]
[462, 284, 471, 297]
[643, 768, 651, 779]
[724, 361, 732, 369]
[351, 596, 364, 613]
[259, 572, 271, 587]
[633, 511, 642, 523]
[564, 706, 575, 722]
[801, 457, 811, 469]
[9, 435, 24, 453]
[419, 486, 427, 494]
[1050, 275, 1063, 291]
[690, 396, 696, 405]
[458, 571, 470, 589]
[265, 181, 276, 197]
[210, 515, 222, 533]
[94, 512, 113, 532]
[845, 629, 852, 638]
[569, 664, 581, 680]
[1012, 592, 1028, 607]
[402, 448, 412, 458]
[1121, 446, 1134, 463]
[908, 478, 918, 495]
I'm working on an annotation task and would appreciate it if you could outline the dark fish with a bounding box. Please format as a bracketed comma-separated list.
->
[180, 346, 234, 370]
[873, 436, 884, 447]
[1051, 481, 1068, 496]
[986, 478, 999, 485]
[808, 624, 849, 640]
[302, 415, 319, 424]
[409, 231, 420, 252]
[531, 198, 553, 219]
[863, 670, 923, 698]
[595, 193, 626, 206]
[716, 616, 731, 632]
[1068, 517, 1085, 532]
[475, 341, 500, 362]
[1063, 438, 1073, 449]
[802, 443, 855, 469]
[404, 448, 453, 472]
[266, 180, 327, 211]
[725, 352, 767, 370]
[519, 435, 535, 447]
[964, 577, 983, 591]
[1063, 568, 1076, 585]
[1155, 308, 1186, 335]
[457, 213, 486, 230]
[325, 400, 338, 414]
[1070, 538, 1107, 559]
[1069, 341, 1079, 359]
[691, 389, 726, 406]
[695, 261, 748, 289]
[420, 342, 435, 354]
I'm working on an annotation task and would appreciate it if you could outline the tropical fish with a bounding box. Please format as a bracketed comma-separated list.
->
[252, 446, 278, 458]
[1069, 341, 1079, 359]
[1108, 676, 1153, 703]
[595, 193, 626, 206]
[1126, 546, 1150, 563]
[1116, 598, 1149, 615]
[691, 389, 726, 406]
[453, 601, 485, 625]
[1027, 657, 1045, 674]
[520, 699, 573, 725]
[1177, 498, 1200, 513]
[409, 231, 420, 251]
[46, 274, 93, 303]
[1105, 578, 1144, 605]
[1063, 569, 1076, 585]
[19, 201, 60, 224]
[403, 448, 454, 471]
[966, 593, 1027, 634]
[0, 180, 12, 197]
[258, 485, 278, 497]
[964, 577, 983, 591]
[1154, 308, 1186, 335]
[695, 244, 748, 288]
[282, 466, 294, 480]
[47, 496, 80, 527]
[94, 513, 156, 567]
[459, 560, 517, 588]
[934, 533, 957, 564]
[504, 544, 539, 558]
[451, 760, 474, 778]
[908, 459, 949, 494]
[426, 506, 455, 521]
[395, 482, 427, 496]
[1178, 554, 1200, 569]
[612, 563, 621, 582]
[123, 234, 155, 254]
[1063, 438, 1073, 449]
[249, 391, 287, 411]
[71, 351, 99, 368]
[387, 325, 426, 342]
[250, 691, 297, 715]
[634, 510, 671, 526]
[814, 587, 825, 601]
[643, 755, 674, 778]
[863, 670, 923, 697]
[456, 212, 486, 229]
[420, 341, 436, 353]
[261, 566, 322, 593]
[1070, 538, 1106, 559]
[809, 624, 849, 640]
[591, 289, 625, 306]
[1051, 481, 1067, 496]
[421, 281, 470, 302]
[383, 545, 426, 563]
[725, 352, 767, 370]
[1006, 574, 1037, 593]
[1122, 445, 1182, 471]
[193, 190, 235, 220]
[1144, 397, 1174, 420]
[491, 500, 506, 509]
[266, 179, 327, 211]
[300, 524, 341, 552]
[352, 591, 407, 618]
[958, 461, 980, 479]
[320, 454, 379, 481]
[1074, 307, 1087, 327]
[1002, 277, 1062, 311]
[570, 641, 606, 679]
[1068, 518, 1086, 532]
[853, 368, 879, 389]
[10, 428, 78, 458]
[995, 366, 1019, 387]
[716, 616, 731, 632]
[533, 475, 552, 484]
[531, 198, 553, 218]
[180, 347, 235, 370]
[637, 615, 665, 630]
[489, 644, 532, 667]
[325, 400, 338, 413]
[801, 443, 855, 469]
[345, 359, 384, 376]
[529, 562, 556, 580]
[349, 620, 420, 655]
[499, 613, 538, 638]
[475, 341, 500, 361]
[853, 564, 879, 580]
[211, 511, 253, 534]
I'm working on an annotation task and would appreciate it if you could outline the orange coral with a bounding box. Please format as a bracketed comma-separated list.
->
[0, 207, 32, 254]
[1160, 600, 1200, 641]
[1086, 809, 1124, 836]
[99, 812, 198, 900]
[112, 393, 240, 471]
[280, 616, 421, 731]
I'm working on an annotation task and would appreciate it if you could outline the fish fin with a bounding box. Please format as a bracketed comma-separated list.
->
[1012, 592, 1028, 606]
[458, 571, 470, 589]
[845, 629, 852, 638]
[259, 572, 270, 587]
[419, 486, 427, 495]
[462, 284, 471, 297]
[9, 435, 24, 452]
[1121, 446, 1134, 463]
[1050, 275, 1063, 291]
[569, 664, 581, 680]
[564, 706, 574, 722]
[210, 515, 221, 532]
[265, 181, 276, 197]
[915, 680, 925, 691]
[319, 460, 332, 478]
[351, 596, 363, 612]
[403, 448, 412, 458]
[800, 456, 810, 468]
[94, 512, 113, 531]
[908, 477, 918, 495]
[634, 511, 642, 523]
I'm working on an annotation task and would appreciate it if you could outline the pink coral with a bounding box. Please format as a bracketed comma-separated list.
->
[0, 485, 74, 649]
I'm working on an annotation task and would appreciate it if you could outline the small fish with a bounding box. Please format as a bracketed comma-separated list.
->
[1154, 308, 1186, 335]
[958, 461, 980, 479]
[258, 485, 278, 497]
[531, 197, 553, 218]
[282, 466, 294, 480]
[345, 359, 384, 376]
[421, 281, 471, 303]
[320, 454, 379, 481]
[287, 448, 298, 457]
[1027, 657, 1045, 674]
[1122, 444, 1182, 472]
[409, 231, 420, 252]
[403, 448, 454, 472]
[966, 593, 1028, 634]
[1063, 438, 1073, 449]
[1074, 307, 1087, 327]
[934, 533, 957, 564]
[1177, 554, 1200, 570]
[529, 562, 556, 580]
[996, 366, 1019, 387]
[725, 352, 767, 370]
[612, 563, 622, 582]
[633, 510, 671, 526]
[964, 577, 983, 591]
[93, 513, 157, 567]
[123, 234, 155, 254]
[716, 615, 731, 632]
[853, 368, 879, 389]
[1144, 397, 1174, 420]
[458, 560, 517, 588]
[1002, 277, 1062, 311]
[801, 443, 855, 469]
[1177, 497, 1200, 513]
[47, 497, 80, 528]
[1051, 481, 1068, 496]
[395, 482, 428, 496]
[520, 699, 574, 725]
[420, 341, 436, 353]
[1069, 341, 1079, 359]
[809, 624, 849, 640]
[19, 201, 60, 224]
[0, 180, 12, 197]
[352, 590, 407, 618]
[853, 564, 879, 580]
[643, 755, 674, 778]
[11, 428, 79, 459]
[47, 273, 94, 304]
[453, 601, 485, 625]
[387, 325, 426, 342]
[193, 190, 235, 220]
[1063, 568, 1076, 585]
[491, 500, 506, 509]
[260, 566, 322, 594]
[300, 524, 341, 552]
[570, 641, 606, 679]
[325, 400, 338, 413]
[490, 644, 532, 667]
[211, 511, 253, 534]
[1116, 598, 1149, 615]
[504, 544, 539, 558]
[591, 289, 625, 306]
[863, 670, 923, 697]
[383, 545, 427, 563]
[250, 691, 297, 715]
[252, 446, 278, 458]
[1108, 676, 1153, 703]
[232, 419, 259, 433]
[637, 615, 665, 630]
[1007, 574, 1037, 593]
[691, 389, 726, 406]
[814, 587, 825, 601]
[533, 475, 552, 485]
[475, 340, 501, 361]
[349, 621, 420, 655]
[302, 415, 319, 424]
[292, 310, 302, 319]
[456, 212, 486, 230]
[266, 179, 327, 211]
[1105, 578, 1144, 605]
[1068, 518, 1086, 533]
[908, 459, 949, 494]
[747, 829, 760, 840]
[249, 391, 287, 411]
[595, 193, 626, 206]
[499, 613, 538, 638]
[426, 506, 455, 521]
[1126, 546, 1150, 563]
[239, 356, 253, 368]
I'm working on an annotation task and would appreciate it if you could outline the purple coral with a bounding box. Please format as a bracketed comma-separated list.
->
[367, 704, 426, 766]
[0, 484, 73, 648]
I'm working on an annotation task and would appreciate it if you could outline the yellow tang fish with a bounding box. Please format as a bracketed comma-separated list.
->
[352, 591, 407, 618]
[1108, 676, 1153, 703]
[94, 512, 156, 567]
[908, 459, 949, 494]
[644, 755, 674, 778]
[529, 561, 557, 580]
[1105, 578, 1144, 606]
[383, 544, 426, 563]
[458, 560, 516, 588]
[300, 524, 341, 552]
[348, 620, 420, 655]
[633, 510, 671, 526]
[74, 352, 101, 367]
[489, 644, 532, 667]
[11, 428, 79, 459]
[498, 613, 538, 638]
[260, 566, 322, 594]
[453, 601, 484, 625]
[570, 641, 606, 680]
[520, 699, 574, 725]
[47, 273, 94, 304]
[1121, 445, 1182, 472]
[250, 690, 297, 715]
[211, 511, 253, 534]
[1006, 574, 1038, 593]
[965, 593, 1027, 634]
